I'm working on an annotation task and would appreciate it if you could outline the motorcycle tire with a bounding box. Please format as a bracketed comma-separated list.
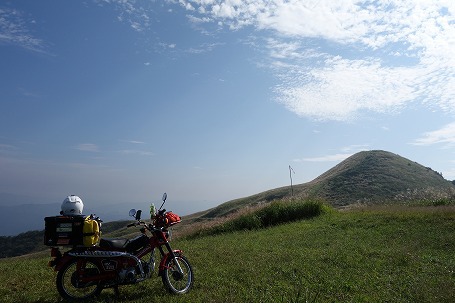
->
[161, 254, 194, 294]
[56, 258, 103, 301]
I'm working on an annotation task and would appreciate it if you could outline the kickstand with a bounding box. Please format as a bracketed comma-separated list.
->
[113, 285, 120, 297]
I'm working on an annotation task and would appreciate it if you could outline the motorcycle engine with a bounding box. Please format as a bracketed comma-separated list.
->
[118, 267, 136, 283]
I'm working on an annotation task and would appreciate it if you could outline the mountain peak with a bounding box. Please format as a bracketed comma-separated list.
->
[200, 150, 455, 218]
[307, 150, 454, 206]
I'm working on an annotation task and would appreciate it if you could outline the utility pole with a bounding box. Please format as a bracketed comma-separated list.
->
[289, 165, 295, 198]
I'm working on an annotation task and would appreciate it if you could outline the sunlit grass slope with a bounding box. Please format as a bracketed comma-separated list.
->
[0, 204, 454, 303]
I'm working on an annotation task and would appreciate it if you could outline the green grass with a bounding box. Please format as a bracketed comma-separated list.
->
[1, 205, 454, 303]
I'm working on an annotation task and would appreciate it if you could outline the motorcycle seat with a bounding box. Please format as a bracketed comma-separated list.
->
[99, 238, 129, 249]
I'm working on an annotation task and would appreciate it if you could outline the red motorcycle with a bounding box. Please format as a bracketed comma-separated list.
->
[46, 193, 193, 301]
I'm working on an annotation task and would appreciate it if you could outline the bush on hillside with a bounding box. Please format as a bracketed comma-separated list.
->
[189, 199, 326, 238]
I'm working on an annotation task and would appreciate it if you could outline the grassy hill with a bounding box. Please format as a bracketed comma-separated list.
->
[1, 205, 454, 302]
[306, 150, 455, 206]
[193, 150, 455, 221]
[2, 150, 454, 259]
[1, 150, 453, 301]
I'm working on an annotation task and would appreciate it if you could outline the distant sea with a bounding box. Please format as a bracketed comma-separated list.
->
[0, 203, 144, 236]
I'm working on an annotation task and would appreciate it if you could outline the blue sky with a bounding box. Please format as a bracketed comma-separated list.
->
[1, 0, 454, 215]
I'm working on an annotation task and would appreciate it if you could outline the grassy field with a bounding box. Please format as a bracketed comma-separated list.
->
[0, 205, 454, 303]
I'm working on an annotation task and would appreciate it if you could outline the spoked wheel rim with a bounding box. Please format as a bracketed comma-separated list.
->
[57, 259, 101, 300]
[163, 255, 193, 294]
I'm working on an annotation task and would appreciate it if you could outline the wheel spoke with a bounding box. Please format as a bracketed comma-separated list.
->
[57, 259, 101, 300]
[162, 255, 193, 294]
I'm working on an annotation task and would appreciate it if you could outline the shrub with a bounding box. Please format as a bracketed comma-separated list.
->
[189, 199, 326, 237]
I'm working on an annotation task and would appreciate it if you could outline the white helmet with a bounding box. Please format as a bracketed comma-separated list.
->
[61, 195, 84, 215]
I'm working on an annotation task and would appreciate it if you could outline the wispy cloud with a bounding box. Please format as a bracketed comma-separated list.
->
[274, 56, 418, 121]
[94, 1, 454, 121]
[186, 42, 224, 54]
[294, 145, 368, 162]
[340, 145, 369, 153]
[75, 141, 154, 156]
[175, 0, 455, 121]
[0, 144, 18, 156]
[117, 149, 154, 156]
[123, 140, 145, 144]
[412, 122, 455, 147]
[295, 153, 353, 163]
[0, 7, 47, 53]
[94, 0, 151, 32]
[75, 143, 100, 152]
[0, 143, 16, 150]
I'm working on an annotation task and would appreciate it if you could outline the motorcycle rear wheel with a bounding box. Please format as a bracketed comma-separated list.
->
[162, 254, 194, 294]
[56, 258, 102, 301]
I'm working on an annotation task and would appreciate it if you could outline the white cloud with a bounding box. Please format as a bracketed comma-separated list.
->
[75, 143, 100, 152]
[257, 0, 366, 42]
[95, 0, 151, 31]
[294, 145, 368, 162]
[0, 144, 19, 157]
[0, 144, 16, 151]
[0, 7, 46, 52]
[340, 145, 369, 153]
[177, 0, 455, 121]
[412, 122, 455, 147]
[275, 56, 421, 121]
[117, 149, 154, 156]
[295, 153, 353, 163]
[186, 42, 224, 54]
[92, 1, 454, 121]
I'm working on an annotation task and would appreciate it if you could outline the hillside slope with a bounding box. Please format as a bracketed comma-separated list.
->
[3, 150, 455, 258]
[196, 150, 455, 219]
[306, 150, 455, 206]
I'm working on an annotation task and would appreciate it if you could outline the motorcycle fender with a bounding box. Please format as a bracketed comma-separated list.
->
[53, 254, 76, 271]
[158, 250, 182, 276]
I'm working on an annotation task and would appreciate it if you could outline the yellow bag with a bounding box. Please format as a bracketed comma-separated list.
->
[83, 216, 100, 246]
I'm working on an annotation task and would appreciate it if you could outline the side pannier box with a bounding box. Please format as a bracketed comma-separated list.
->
[44, 215, 85, 246]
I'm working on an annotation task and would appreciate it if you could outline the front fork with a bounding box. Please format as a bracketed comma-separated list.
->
[158, 243, 184, 276]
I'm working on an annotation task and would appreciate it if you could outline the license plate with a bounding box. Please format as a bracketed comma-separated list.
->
[56, 223, 72, 232]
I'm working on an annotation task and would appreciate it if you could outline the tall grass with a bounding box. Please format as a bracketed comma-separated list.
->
[186, 199, 326, 238]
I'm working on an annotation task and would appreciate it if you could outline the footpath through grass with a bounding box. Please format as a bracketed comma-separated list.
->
[0, 205, 454, 303]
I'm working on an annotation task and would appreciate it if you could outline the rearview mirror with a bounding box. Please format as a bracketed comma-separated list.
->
[135, 210, 142, 220]
[162, 192, 167, 202]
[129, 209, 136, 217]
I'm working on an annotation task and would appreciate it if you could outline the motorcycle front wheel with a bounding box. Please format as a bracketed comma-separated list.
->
[56, 258, 102, 301]
[161, 254, 194, 294]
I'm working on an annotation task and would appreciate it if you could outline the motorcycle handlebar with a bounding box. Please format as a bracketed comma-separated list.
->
[127, 221, 147, 228]
[126, 220, 165, 233]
